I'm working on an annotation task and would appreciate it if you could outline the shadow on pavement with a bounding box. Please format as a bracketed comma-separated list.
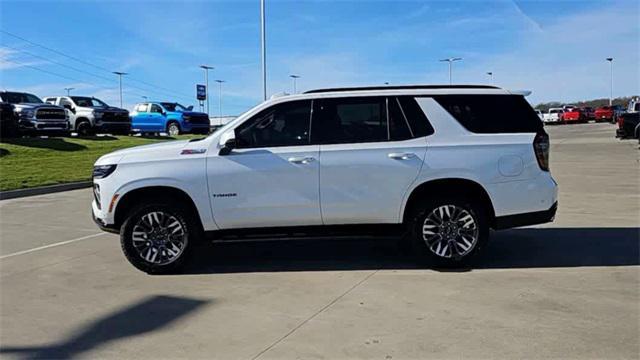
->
[183, 227, 639, 274]
[0, 295, 210, 359]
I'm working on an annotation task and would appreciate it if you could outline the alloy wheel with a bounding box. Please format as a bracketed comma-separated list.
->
[168, 124, 179, 136]
[132, 211, 187, 265]
[422, 205, 479, 259]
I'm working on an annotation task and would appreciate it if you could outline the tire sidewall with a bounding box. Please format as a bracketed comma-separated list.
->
[409, 197, 489, 268]
[167, 122, 180, 136]
[120, 203, 195, 274]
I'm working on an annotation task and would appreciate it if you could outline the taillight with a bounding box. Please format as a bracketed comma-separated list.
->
[617, 116, 624, 128]
[533, 132, 550, 172]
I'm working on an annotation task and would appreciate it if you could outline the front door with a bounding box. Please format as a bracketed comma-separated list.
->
[207, 100, 322, 229]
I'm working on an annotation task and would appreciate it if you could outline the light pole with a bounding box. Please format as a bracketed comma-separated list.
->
[215, 80, 225, 117]
[606, 57, 613, 106]
[261, 0, 267, 101]
[486, 71, 493, 84]
[289, 74, 300, 94]
[200, 65, 214, 117]
[64, 87, 74, 96]
[439, 57, 462, 85]
[112, 71, 127, 107]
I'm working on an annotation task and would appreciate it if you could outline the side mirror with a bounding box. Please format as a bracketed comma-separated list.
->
[219, 138, 236, 156]
[187, 105, 194, 111]
[63, 104, 74, 113]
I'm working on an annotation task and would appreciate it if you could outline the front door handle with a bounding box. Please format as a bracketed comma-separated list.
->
[288, 156, 316, 164]
[388, 152, 415, 160]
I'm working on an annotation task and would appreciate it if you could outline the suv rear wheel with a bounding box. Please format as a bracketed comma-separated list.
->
[120, 201, 198, 274]
[408, 197, 488, 267]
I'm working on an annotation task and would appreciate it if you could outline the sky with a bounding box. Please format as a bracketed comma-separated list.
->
[1, 0, 639, 115]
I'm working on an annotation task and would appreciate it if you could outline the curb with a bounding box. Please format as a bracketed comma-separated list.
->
[0, 181, 92, 201]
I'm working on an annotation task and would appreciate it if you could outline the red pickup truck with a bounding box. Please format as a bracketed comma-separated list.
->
[594, 106, 614, 122]
[562, 108, 586, 123]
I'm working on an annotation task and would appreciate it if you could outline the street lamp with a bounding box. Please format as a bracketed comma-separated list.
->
[289, 74, 300, 94]
[439, 57, 463, 85]
[112, 71, 128, 107]
[64, 87, 74, 96]
[215, 80, 225, 117]
[200, 65, 214, 117]
[606, 57, 613, 106]
[261, 0, 267, 101]
[486, 72, 493, 84]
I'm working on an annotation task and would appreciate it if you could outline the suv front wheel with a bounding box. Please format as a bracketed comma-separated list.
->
[120, 202, 197, 274]
[408, 197, 488, 267]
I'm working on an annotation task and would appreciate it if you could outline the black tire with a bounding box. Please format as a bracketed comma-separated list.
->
[76, 120, 94, 136]
[120, 201, 200, 274]
[167, 122, 180, 136]
[407, 197, 489, 268]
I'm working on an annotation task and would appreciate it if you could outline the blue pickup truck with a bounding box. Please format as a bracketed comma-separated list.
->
[130, 102, 210, 135]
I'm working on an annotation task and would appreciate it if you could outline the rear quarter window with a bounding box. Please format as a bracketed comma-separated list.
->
[433, 95, 542, 133]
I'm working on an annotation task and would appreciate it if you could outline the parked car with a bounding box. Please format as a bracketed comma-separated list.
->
[130, 102, 210, 135]
[0, 102, 19, 139]
[562, 107, 586, 124]
[44, 96, 130, 136]
[92, 85, 558, 274]
[594, 106, 614, 122]
[535, 109, 544, 121]
[0, 91, 69, 135]
[543, 108, 564, 124]
[582, 107, 595, 121]
[616, 97, 640, 139]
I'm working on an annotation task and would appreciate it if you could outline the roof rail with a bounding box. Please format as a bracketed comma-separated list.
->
[304, 84, 500, 94]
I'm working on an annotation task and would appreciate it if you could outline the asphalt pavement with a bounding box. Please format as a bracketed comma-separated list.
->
[0, 122, 638, 359]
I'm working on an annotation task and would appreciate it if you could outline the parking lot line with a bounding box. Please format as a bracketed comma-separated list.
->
[0, 232, 107, 260]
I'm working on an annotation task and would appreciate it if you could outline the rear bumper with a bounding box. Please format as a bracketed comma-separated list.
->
[494, 202, 557, 230]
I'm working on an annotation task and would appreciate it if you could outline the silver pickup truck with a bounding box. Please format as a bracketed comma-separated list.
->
[44, 96, 130, 135]
[0, 91, 69, 134]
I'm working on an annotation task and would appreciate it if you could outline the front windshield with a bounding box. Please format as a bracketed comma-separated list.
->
[1, 92, 43, 104]
[71, 97, 108, 108]
[160, 103, 188, 112]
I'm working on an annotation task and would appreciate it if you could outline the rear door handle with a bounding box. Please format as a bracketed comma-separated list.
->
[288, 156, 316, 164]
[388, 152, 415, 160]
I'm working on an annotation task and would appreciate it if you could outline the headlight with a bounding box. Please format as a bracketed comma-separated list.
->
[93, 111, 103, 119]
[92, 164, 117, 179]
[21, 109, 35, 118]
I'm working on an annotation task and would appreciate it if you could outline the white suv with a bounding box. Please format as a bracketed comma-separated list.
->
[92, 85, 558, 273]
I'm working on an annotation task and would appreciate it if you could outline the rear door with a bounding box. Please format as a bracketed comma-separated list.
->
[312, 96, 430, 224]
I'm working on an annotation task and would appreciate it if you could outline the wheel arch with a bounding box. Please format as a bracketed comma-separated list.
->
[114, 186, 203, 233]
[401, 178, 496, 228]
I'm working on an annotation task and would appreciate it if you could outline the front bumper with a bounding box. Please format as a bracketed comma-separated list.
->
[95, 121, 131, 132]
[19, 119, 69, 131]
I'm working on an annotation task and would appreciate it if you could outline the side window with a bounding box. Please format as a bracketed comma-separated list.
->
[59, 98, 73, 110]
[433, 95, 542, 133]
[312, 97, 387, 144]
[136, 104, 149, 112]
[150, 104, 163, 113]
[388, 97, 413, 141]
[397, 97, 434, 137]
[235, 100, 311, 148]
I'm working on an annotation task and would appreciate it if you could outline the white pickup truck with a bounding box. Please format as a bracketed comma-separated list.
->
[543, 108, 564, 124]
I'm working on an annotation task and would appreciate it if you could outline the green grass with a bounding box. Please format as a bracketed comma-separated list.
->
[0, 135, 201, 191]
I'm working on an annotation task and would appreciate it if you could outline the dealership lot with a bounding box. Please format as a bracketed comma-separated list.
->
[0, 123, 638, 359]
